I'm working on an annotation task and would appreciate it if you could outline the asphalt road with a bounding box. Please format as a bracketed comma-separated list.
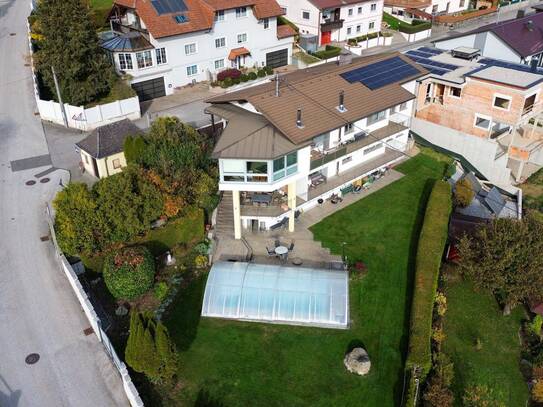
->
[0, 0, 127, 406]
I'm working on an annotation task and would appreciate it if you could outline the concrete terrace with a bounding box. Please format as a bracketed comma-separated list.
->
[212, 167, 406, 266]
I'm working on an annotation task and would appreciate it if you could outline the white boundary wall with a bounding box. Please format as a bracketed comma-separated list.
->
[27, 1, 141, 131]
[400, 29, 432, 43]
[345, 35, 393, 55]
[46, 204, 144, 407]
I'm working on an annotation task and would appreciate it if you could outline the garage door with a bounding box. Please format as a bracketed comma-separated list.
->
[131, 77, 165, 102]
[266, 49, 288, 69]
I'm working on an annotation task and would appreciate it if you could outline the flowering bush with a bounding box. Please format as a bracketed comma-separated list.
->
[217, 68, 241, 81]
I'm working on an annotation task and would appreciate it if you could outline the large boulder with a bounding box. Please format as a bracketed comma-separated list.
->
[344, 347, 371, 376]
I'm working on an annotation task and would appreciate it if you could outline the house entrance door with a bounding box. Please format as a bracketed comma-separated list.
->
[321, 31, 331, 45]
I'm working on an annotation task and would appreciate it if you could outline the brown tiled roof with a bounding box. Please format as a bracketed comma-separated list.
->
[228, 47, 251, 61]
[207, 52, 426, 145]
[384, 0, 431, 9]
[277, 24, 297, 39]
[308, 0, 379, 9]
[113, 0, 283, 39]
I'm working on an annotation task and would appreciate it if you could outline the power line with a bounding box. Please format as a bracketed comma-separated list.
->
[280, 76, 517, 210]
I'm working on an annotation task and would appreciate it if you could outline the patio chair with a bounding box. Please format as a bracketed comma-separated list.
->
[280, 217, 289, 228]
[266, 246, 277, 256]
[288, 240, 295, 251]
[274, 239, 281, 248]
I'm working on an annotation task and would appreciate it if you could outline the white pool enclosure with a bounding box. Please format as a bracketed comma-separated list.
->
[201, 262, 349, 329]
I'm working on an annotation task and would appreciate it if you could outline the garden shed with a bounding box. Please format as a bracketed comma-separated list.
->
[201, 261, 349, 329]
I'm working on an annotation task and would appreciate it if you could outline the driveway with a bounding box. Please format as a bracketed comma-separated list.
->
[0, 0, 127, 405]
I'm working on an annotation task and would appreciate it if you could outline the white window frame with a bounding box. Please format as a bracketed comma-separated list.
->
[215, 37, 226, 48]
[155, 48, 167, 65]
[358, 6, 363, 14]
[302, 10, 310, 20]
[215, 10, 225, 21]
[356, 25, 361, 32]
[184, 42, 197, 55]
[449, 86, 461, 99]
[112, 158, 121, 169]
[368, 21, 375, 29]
[186, 64, 198, 77]
[118, 53, 133, 70]
[237, 32, 247, 44]
[347, 26, 352, 35]
[474, 114, 492, 130]
[263, 18, 269, 29]
[214, 59, 224, 70]
[370, 3, 377, 11]
[348, 8, 353, 16]
[492, 93, 512, 111]
[236, 6, 247, 18]
[136, 50, 152, 69]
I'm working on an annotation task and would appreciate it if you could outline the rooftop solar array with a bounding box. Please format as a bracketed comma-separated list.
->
[173, 14, 189, 23]
[405, 49, 460, 76]
[340, 56, 420, 90]
[151, 0, 187, 15]
[478, 58, 543, 74]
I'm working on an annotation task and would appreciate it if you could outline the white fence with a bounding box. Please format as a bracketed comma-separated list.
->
[45, 204, 144, 407]
[345, 36, 393, 55]
[400, 29, 432, 43]
[27, 1, 141, 131]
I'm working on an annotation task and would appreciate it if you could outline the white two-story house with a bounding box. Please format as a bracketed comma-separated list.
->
[103, 0, 296, 101]
[206, 52, 426, 239]
[279, 0, 383, 46]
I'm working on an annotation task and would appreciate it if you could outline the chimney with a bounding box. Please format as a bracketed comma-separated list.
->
[526, 20, 534, 31]
[274, 73, 280, 97]
[296, 108, 304, 128]
[337, 90, 347, 112]
[517, 9, 525, 19]
[531, 57, 539, 72]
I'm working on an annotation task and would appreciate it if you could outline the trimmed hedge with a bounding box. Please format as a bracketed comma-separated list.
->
[311, 44, 342, 60]
[405, 180, 452, 375]
[103, 245, 155, 300]
[383, 12, 431, 34]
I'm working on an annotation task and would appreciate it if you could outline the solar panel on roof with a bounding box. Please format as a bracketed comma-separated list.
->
[406, 50, 435, 59]
[151, 0, 187, 15]
[419, 47, 444, 55]
[340, 56, 420, 90]
[173, 14, 189, 23]
[485, 186, 506, 215]
[479, 58, 543, 74]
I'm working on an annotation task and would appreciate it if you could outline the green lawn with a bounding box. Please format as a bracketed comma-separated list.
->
[90, 0, 113, 28]
[442, 279, 529, 406]
[164, 152, 450, 406]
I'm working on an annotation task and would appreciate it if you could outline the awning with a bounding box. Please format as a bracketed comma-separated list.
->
[228, 47, 250, 61]
[405, 7, 433, 20]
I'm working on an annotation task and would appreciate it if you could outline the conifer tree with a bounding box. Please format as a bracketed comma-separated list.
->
[36, 0, 116, 105]
[156, 321, 178, 383]
[125, 311, 144, 373]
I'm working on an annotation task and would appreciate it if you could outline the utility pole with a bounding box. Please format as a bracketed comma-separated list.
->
[51, 66, 68, 128]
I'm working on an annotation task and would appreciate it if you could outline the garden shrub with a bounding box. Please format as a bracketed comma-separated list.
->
[217, 68, 241, 81]
[463, 385, 505, 407]
[232, 77, 241, 85]
[103, 245, 155, 300]
[454, 178, 474, 207]
[248, 71, 257, 80]
[257, 69, 266, 78]
[405, 180, 452, 376]
[312, 44, 342, 60]
[240, 73, 249, 82]
[194, 254, 208, 268]
[264, 66, 274, 75]
[154, 281, 169, 301]
[534, 381, 543, 402]
[221, 77, 233, 88]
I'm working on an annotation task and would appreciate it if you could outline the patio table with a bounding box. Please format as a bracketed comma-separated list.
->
[252, 193, 272, 205]
[275, 246, 288, 258]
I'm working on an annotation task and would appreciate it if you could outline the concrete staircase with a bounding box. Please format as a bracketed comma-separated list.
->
[215, 191, 235, 237]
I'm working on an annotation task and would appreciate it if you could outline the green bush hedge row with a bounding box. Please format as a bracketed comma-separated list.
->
[405, 180, 452, 375]
[347, 31, 392, 45]
[383, 12, 432, 34]
[219, 66, 273, 88]
[311, 44, 342, 60]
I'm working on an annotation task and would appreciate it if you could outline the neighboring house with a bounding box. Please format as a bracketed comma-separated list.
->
[75, 119, 142, 178]
[384, 0, 468, 22]
[103, 0, 296, 101]
[433, 12, 543, 66]
[278, 0, 383, 46]
[206, 52, 426, 239]
[406, 46, 543, 185]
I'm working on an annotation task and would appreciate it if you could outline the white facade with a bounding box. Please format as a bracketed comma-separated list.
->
[216, 90, 415, 237]
[110, 7, 294, 96]
[279, 0, 383, 45]
[384, 0, 468, 22]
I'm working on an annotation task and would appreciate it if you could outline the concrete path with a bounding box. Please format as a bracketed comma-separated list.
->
[0, 0, 128, 405]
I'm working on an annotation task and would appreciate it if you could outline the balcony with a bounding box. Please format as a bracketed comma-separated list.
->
[239, 191, 305, 217]
[321, 19, 344, 31]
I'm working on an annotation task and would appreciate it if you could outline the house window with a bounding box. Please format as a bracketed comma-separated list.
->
[273, 152, 298, 181]
[214, 59, 224, 70]
[118, 53, 133, 70]
[185, 43, 197, 55]
[474, 114, 491, 130]
[432, 4, 438, 13]
[215, 10, 224, 21]
[459, 0, 465, 7]
[263, 18, 269, 29]
[236, 7, 247, 18]
[84, 154, 89, 164]
[450, 86, 461, 98]
[342, 156, 352, 164]
[246, 161, 268, 182]
[186, 64, 198, 76]
[347, 27, 352, 35]
[358, 6, 362, 14]
[302, 10, 310, 20]
[369, 21, 375, 29]
[356, 25, 361, 32]
[400, 102, 408, 111]
[281, 6, 287, 14]
[237, 33, 247, 43]
[215, 37, 226, 48]
[136, 50, 152, 68]
[112, 158, 121, 169]
[344, 123, 354, 134]
[348, 8, 353, 16]
[367, 110, 386, 125]
[364, 143, 383, 155]
[155, 48, 167, 65]
[371, 3, 377, 11]
[493, 95, 511, 110]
